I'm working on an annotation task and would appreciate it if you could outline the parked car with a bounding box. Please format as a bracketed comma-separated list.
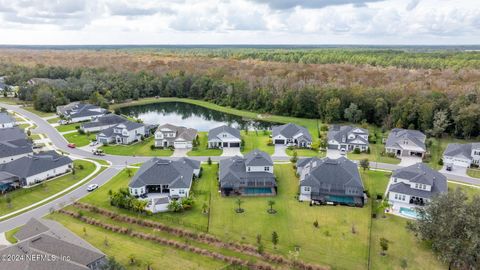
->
[89, 141, 98, 147]
[92, 149, 105, 156]
[340, 149, 346, 155]
[87, 184, 99, 192]
[67, 143, 76, 148]
[446, 164, 453, 171]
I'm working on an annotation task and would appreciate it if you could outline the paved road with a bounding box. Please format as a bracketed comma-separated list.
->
[0, 102, 479, 233]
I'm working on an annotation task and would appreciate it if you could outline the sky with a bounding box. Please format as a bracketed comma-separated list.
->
[0, 0, 479, 45]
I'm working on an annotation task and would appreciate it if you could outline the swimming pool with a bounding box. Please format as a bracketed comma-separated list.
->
[399, 207, 419, 219]
[244, 188, 273, 194]
[326, 195, 355, 204]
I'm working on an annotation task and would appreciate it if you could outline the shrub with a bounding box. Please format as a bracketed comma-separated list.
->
[78, 129, 85, 134]
[313, 220, 319, 228]
[320, 124, 328, 132]
[438, 158, 444, 166]
[353, 148, 361, 154]
[150, 144, 155, 150]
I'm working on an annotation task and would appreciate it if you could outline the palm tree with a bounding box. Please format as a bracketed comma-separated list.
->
[267, 200, 276, 214]
[167, 200, 183, 212]
[235, 198, 244, 213]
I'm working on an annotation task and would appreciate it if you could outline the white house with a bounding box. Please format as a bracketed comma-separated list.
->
[327, 125, 369, 152]
[154, 124, 198, 149]
[443, 143, 480, 168]
[57, 102, 107, 123]
[0, 139, 33, 164]
[208, 125, 241, 148]
[80, 114, 127, 133]
[0, 112, 15, 129]
[0, 151, 73, 187]
[385, 128, 426, 157]
[96, 121, 146, 145]
[272, 123, 312, 148]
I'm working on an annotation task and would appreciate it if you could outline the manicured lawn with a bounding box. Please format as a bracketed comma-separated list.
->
[241, 130, 274, 155]
[467, 168, 480, 179]
[87, 158, 111, 166]
[47, 212, 225, 270]
[100, 137, 173, 157]
[348, 143, 401, 165]
[64, 132, 94, 147]
[426, 137, 478, 170]
[29, 134, 41, 140]
[0, 160, 96, 217]
[47, 117, 60, 123]
[0, 97, 21, 105]
[56, 123, 79, 132]
[4, 226, 21, 244]
[23, 106, 55, 117]
[448, 182, 480, 199]
[187, 132, 222, 156]
[286, 147, 324, 157]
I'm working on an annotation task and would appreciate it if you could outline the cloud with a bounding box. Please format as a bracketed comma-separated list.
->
[248, 0, 385, 10]
[406, 0, 420, 11]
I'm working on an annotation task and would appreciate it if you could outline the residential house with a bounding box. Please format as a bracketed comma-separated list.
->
[154, 124, 198, 149]
[0, 138, 33, 164]
[0, 111, 15, 129]
[80, 114, 127, 133]
[219, 149, 276, 196]
[0, 150, 73, 187]
[57, 102, 107, 123]
[327, 125, 369, 152]
[208, 125, 241, 148]
[443, 143, 480, 168]
[272, 123, 312, 148]
[96, 120, 146, 145]
[385, 128, 426, 157]
[388, 163, 447, 213]
[297, 157, 365, 207]
[128, 157, 200, 212]
[0, 218, 106, 270]
[0, 126, 26, 142]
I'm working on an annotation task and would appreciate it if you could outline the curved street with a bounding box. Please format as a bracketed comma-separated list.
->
[0, 102, 479, 232]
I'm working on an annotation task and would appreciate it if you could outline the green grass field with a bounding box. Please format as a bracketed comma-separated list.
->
[187, 132, 222, 156]
[47, 117, 60, 123]
[241, 130, 274, 155]
[467, 168, 480, 179]
[285, 147, 324, 157]
[0, 160, 96, 217]
[56, 123, 79, 132]
[4, 227, 21, 244]
[23, 106, 55, 117]
[100, 137, 173, 157]
[64, 132, 95, 147]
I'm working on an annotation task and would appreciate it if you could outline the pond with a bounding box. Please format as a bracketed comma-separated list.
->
[116, 102, 276, 131]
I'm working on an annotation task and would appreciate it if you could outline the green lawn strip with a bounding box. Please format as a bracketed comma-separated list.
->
[4, 226, 21, 244]
[47, 117, 60, 123]
[187, 132, 222, 156]
[23, 106, 55, 117]
[448, 182, 480, 199]
[80, 166, 210, 232]
[285, 148, 324, 157]
[87, 158, 111, 166]
[46, 212, 226, 270]
[29, 134, 41, 140]
[56, 123, 80, 132]
[111, 97, 322, 140]
[64, 132, 95, 147]
[209, 164, 370, 269]
[0, 98, 21, 105]
[0, 160, 96, 217]
[100, 137, 173, 157]
[467, 169, 480, 179]
[241, 130, 274, 155]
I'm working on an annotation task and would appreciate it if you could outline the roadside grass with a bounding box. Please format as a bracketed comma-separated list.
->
[64, 132, 94, 147]
[0, 97, 21, 105]
[467, 169, 480, 179]
[23, 106, 55, 117]
[47, 117, 60, 123]
[87, 158, 111, 166]
[187, 132, 222, 156]
[286, 147, 324, 157]
[56, 123, 79, 132]
[111, 97, 322, 140]
[29, 134, 41, 140]
[4, 226, 21, 244]
[100, 137, 173, 157]
[46, 212, 226, 270]
[241, 130, 274, 155]
[448, 182, 480, 198]
[0, 160, 95, 217]
[348, 143, 401, 165]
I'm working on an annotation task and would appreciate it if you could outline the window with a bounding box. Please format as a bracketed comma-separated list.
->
[393, 178, 397, 183]
[394, 194, 398, 200]
[264, 166, 270, 171]
[304, 186, 310, 192]
[179, 190, 185, 194]
[248, 167, 251, 172]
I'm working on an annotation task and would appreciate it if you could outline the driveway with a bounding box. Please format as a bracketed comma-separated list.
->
[326, 149, 343, 159]
[439, 165, 468, 177]
[172, 148, 189, 157]
[273, 145, 288, 157]
[398, 156, 423, 167]
[221, 147, 242, 157]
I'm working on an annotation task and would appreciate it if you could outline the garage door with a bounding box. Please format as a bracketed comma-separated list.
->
[174, 142, 188, 149]
[274, 139, 285, 144]
[229, 142, 240, 147]
[452, 158, 470, 167]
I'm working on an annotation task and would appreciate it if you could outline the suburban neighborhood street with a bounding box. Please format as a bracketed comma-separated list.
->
[0, 102, 479, 234]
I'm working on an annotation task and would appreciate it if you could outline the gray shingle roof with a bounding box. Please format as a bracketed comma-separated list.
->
[272, 123, 312, 142]
[391, 163, 447, 189]
[0, 139, 33, 159]
[0, 151, 72, 179]
[208, 125, 241, 140]
[129, 158, 198, 189]
[327, 125, 369, 145]
[244, 149, 273, 167]
[297, 157, 364, 194]
[385, 128, 426, 151]
[81, 114, 126, 129]
[97, 120, 144, 137]
[0, 112, 14, 124]
[156, 124, 198, 141]
[443, 143, 477, 160]
[61, 103, 106, 119]
[0, 127, 26, 142]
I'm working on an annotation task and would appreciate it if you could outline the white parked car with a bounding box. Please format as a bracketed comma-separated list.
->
[340, 149, 347, 155]
[87, 184, 99, 192]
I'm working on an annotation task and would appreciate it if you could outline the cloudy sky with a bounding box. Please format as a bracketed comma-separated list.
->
[0, 0, 479, 45]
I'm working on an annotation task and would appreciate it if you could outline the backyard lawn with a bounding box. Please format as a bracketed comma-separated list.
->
[0, 160, 96, 217]
[64, 132, 95, 147]
[187, 132, 222, 156]
[100, 137, 173, 157]
[241, 130, 274, 155]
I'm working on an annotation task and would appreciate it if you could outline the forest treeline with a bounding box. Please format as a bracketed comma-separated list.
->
[153, 48, 480, 70]
[1, 63, 479, 139]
